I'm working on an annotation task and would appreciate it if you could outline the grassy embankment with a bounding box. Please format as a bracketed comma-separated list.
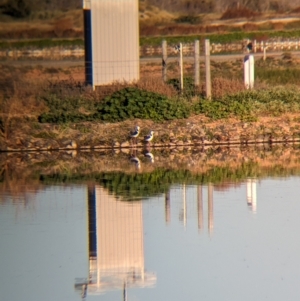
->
[2, 6, 300, 145]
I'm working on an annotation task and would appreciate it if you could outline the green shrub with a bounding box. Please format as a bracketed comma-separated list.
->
[193, 87, 300, 121]
[95, 87, 191, 122]
[39, 87, 191, 123]
[175, 15, 202, 24]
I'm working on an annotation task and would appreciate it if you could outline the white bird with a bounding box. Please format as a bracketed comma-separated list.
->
[129, 126, 140, 144]
[144, 130, 154, 143]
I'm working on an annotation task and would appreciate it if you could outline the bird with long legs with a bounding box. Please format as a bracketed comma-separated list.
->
[129, 125, 140, 145]
[144, 130, 154, 145]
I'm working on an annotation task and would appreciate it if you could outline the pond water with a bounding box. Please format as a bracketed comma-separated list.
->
[1, 169, 300, 301]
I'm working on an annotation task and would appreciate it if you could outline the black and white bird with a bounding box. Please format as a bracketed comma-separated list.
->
[144, 130, 154, 144]
[130, 125, 140, 144]
[129, 155, 141, 169]
[144, 151, 154, 163]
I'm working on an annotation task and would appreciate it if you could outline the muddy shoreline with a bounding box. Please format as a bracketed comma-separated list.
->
[1, 115, 300, 153]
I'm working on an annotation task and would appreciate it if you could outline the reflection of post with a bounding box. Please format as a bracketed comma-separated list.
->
[123, 281, 127, 301]
[247, 178, 257, 212]
[165, 190, 170, 224]
[208, 183, 213, 235]
[197, 185, 203, 231]
[183, 184, 187, 227]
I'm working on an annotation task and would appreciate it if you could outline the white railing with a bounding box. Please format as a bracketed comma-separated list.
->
[1, 39, 300, 59]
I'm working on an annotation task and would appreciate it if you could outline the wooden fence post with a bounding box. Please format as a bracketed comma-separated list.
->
[179, 43, 183, 91]
[194, 40, 200, 87]
[205, 39, 211, 99]
[162, 40, 167, 82]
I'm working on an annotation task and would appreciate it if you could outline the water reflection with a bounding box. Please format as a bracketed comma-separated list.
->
[75, 186, 156, 299]
[247, 178, 257, 212]
[2, 146, 300, 301]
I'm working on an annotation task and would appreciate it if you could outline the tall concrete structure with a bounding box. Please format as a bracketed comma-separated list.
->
[83, 0, 140, 88]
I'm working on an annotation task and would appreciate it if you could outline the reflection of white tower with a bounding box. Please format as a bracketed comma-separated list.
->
[75, 185, 155, 298]
[247, 178, 257, 212]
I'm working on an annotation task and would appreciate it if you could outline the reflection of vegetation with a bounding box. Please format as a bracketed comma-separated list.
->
[38, 162, 267, 200]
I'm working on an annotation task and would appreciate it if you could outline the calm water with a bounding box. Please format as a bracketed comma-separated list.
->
[1, 176, 300, 301]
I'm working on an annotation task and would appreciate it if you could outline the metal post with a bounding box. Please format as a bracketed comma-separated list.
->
[204, 39, 211, 99]
[194, 40, 200, 87]
[162, 40, 167, 82]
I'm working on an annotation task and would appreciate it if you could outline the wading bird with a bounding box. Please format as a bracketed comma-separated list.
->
[144, 130, 154, 144]
[130, 125, 140, 144]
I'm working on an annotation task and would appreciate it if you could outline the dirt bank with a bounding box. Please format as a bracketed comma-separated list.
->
[1, 114, 300, 152]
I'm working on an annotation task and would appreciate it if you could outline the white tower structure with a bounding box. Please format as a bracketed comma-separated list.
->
[83, 0, 140, 88]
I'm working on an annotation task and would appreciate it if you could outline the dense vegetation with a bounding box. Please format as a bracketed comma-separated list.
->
[37, 82, 300, 124]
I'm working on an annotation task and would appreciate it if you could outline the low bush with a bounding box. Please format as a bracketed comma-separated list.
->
[38, 87, 191, 123]
[194, 87, 300, 121]
[94, 87, 191, 122]
[175, 15, 202, 24]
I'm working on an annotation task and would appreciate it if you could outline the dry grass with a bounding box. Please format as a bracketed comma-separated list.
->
[1, 5, 300, 39]
[211, 77, 245, 98]
[220, 6, 260, 20]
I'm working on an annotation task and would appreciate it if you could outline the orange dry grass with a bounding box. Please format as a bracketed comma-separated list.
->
[212, 77, 245, 98]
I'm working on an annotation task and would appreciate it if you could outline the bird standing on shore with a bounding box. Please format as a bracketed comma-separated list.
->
[130, 126, 140, 144]
[144, 130, 154, 144]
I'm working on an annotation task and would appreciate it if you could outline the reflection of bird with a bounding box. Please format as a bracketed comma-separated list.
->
[130, 126, 140, 144]
[144, 130, 154, 143]
[130, 155, 141, 169]
[144, 151, 154, 163]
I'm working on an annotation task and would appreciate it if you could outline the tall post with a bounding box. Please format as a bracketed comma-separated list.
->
[204, 39, 211, 99]
[162, 40, 168, 82]
[244, 54, 254, 89]
[179, 43, 184, 91]
[194, 40, 200, 87]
